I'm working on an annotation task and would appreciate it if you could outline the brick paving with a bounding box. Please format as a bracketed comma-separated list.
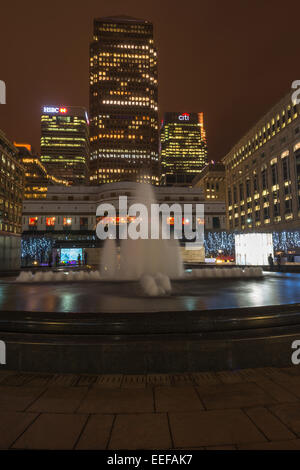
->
[1, 366, 300, 449]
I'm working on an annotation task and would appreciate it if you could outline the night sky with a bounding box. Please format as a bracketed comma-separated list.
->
[1, 0, 300, 161]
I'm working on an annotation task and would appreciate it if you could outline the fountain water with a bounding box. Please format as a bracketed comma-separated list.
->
[100, 183, 184, 284]
[15, 183, 264, 292]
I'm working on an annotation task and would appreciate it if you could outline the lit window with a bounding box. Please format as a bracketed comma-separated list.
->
[46, 217, 56, 226]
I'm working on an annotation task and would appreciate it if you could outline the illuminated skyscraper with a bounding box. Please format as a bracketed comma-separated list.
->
[161, 112, 208, 185]
[40, 106, 89, 185]
[89, 15, 159, 185]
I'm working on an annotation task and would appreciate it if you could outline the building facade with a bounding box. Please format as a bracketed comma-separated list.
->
[161, 112, 208, 186]
[89, 15, 159, 185]
[0, 130, 24, 270]
[40, 105, 89, 185]
[15, 143, 68, 199]
[193, 161, 226, 202]
[223, 90, 300, 236]
[22, 183, 226, 266]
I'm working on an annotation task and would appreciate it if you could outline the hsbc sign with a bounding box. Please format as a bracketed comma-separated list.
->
[178, 113, 190, 121]
[43, 106, 68, 114]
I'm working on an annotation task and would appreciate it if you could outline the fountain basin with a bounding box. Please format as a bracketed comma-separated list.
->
[0, 272, 299, 374]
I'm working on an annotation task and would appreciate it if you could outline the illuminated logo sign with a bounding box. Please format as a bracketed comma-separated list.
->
[178, 113, 190, 121]
[43, 106, 68, 114]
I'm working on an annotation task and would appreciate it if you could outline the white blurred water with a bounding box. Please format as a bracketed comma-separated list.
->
[99, 183, 184, 281]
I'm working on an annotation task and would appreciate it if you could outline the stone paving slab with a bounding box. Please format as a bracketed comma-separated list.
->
[244, 406, 296, 441]
[169, 409, 266, 447]
[237, 440, 300, 450]
[268, 403, 300, 435]
[0, 386, 45, 412]
[196, 382, 277, 410]
[255, 378, 298, 403]
[154, 386, 204, 412]
[28, 386, 88, 413]
[109, 413, 172, 450]
[77, 388, 154, 414]
[268, 375, 300, 399]
[75, 414, 114, 450]
[12, 413, 88, 450]
[0, 412, 38, 449]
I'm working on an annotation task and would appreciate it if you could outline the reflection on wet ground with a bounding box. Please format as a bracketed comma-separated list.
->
[0, 272, 299, 314]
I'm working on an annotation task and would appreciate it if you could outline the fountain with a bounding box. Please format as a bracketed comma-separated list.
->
[2, 183, 300, 374]
[15, 183, 263, 291]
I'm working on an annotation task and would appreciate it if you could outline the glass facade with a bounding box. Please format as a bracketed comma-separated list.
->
[89, 15, 159, 185]
[40, 106, 89, 185]
[161, 112, 208, 185]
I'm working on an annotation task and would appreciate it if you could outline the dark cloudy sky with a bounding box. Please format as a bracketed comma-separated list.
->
[1, 0, 299, 160]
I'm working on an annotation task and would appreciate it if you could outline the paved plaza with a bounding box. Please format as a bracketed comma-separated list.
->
[1, 366, 300, 449]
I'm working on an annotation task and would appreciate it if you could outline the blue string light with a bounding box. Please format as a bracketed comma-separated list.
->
[21, 230, 300, 259]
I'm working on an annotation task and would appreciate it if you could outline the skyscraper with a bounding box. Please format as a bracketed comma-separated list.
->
[40, 106, 89, 185]
[89, 15, 159, 185]
[161, 112, 208, 186]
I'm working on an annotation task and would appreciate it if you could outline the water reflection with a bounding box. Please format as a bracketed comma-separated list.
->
[0, 272, 299, 314]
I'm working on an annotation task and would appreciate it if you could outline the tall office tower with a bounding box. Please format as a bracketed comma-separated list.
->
[40, 106, 89, 185]
[161, 112, 208, 186]
[89, 15, 159, 185]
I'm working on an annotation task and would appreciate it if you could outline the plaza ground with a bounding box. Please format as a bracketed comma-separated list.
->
[1, 366, 300, 449]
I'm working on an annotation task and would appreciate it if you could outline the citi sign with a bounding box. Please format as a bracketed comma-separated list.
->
[43, 106, 68, 114]
[178, 113, 190, 121]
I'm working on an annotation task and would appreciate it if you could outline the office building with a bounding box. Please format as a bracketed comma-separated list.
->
[222, 90, 300, 234]
[0, 130, 24, 270]
[193, 161, 226, 201]
[89, 15, 159, 185]
[40, 105, 89, 185]
[15, 143, 68, 199]
[161, 112, 208, 186]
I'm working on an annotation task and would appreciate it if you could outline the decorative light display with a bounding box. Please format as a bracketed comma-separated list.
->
[21, 236, 54, 262]
[203, 231, 300, 256]
[235, 233, 273, 266]
[204, 231, 235, 255]
[272, 231, 300, 252]
[21, 230, 300, 261]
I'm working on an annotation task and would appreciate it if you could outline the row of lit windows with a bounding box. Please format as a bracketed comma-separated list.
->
[226, 102, 298, 169]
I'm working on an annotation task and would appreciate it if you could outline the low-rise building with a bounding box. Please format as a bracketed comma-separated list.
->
[193, 161, 226, 201]
[22, 182, 226, 265]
